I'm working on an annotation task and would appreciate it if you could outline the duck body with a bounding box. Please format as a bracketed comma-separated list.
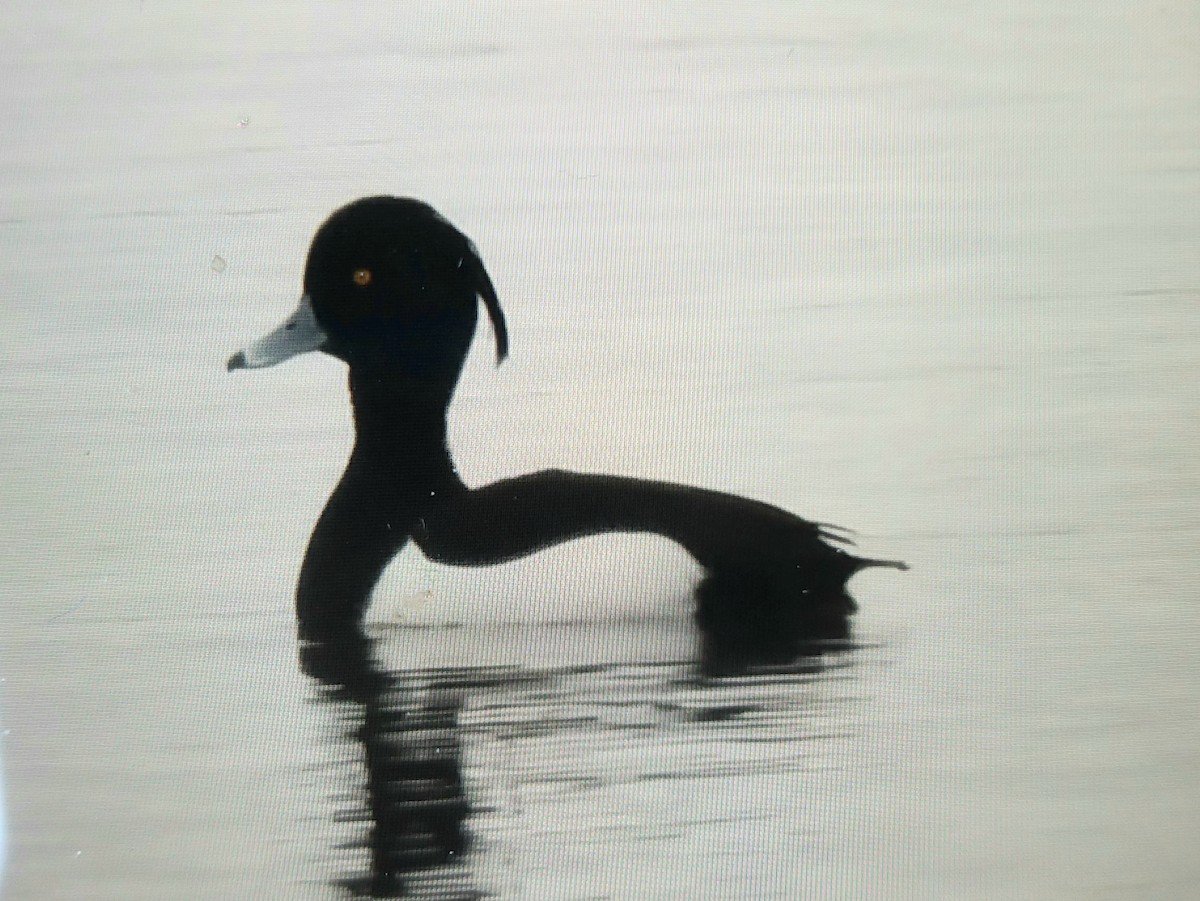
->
[229, 196, 904, 666]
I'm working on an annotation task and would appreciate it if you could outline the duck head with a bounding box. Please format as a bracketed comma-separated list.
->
[227, 196, 508, 386]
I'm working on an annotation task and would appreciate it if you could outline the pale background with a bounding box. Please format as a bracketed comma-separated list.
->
[1, 2, 1197, 898]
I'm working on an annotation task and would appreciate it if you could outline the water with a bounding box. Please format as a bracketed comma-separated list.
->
[2, 1, 1198, 898]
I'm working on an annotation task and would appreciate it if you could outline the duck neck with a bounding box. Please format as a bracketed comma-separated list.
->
[295, 367, 464, 637]
[346, 368, 464, 493]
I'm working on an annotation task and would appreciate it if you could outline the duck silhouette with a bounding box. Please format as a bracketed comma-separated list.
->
[228, 196, 905, 669]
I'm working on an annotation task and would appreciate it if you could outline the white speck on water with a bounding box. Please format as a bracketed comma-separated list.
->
[211, 255, 226, 273]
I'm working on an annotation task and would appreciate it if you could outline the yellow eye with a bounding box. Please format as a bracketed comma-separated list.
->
[352, 268, 372, 286]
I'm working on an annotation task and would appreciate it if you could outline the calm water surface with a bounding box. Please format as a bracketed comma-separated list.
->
[1, 1, 1198, 898]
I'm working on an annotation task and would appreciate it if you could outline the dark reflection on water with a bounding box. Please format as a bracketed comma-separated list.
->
[300, 629, 477, 898]
[299, 625, 859, 897]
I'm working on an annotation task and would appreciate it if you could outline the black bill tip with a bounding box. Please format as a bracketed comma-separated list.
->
[226, 351, 247, 372]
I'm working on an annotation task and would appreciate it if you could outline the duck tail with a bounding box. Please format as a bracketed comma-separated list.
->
[816, 522, 857, 545]
[852, 555, 910, 573]
[815, 521, 908, 572]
